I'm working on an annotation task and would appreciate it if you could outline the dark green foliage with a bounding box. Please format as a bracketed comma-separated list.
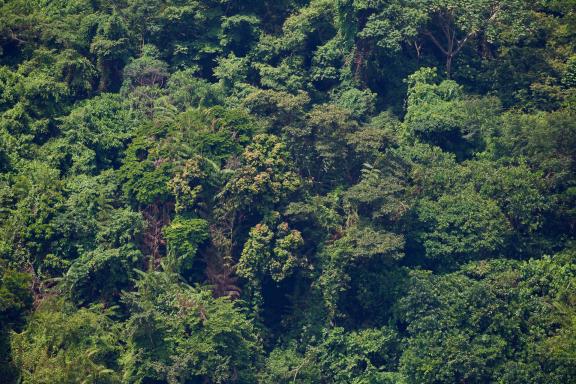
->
[416, 188, 511, 265]
[58, 93, 135, 174]
[66, 245, 142, 306]
[260, 326, 403, 383]
[121, 270, 261, 384]
[0, 0, 575, 383]
[397, 255, 576, 383]
[163, 216, 209, 272]
[0, 263, 32, 381]
[10, 299, 122, 384]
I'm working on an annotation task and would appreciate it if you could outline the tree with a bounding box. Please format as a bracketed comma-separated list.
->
[90, 14, 131, 92]
[260, 326, 403, 384]
[421, 0, 530, 78]
[121, 269, 262, 383]
[220, 134, 302, 213]
[238, 219, 304, 284]
[404, 67, 501, 158]
[315, 327, 403, 383]
[397, 255, 576, 383]
[236, 215, 305, 312]
[66, 245, 142, 306]
[10, 299, 122, 384]
[353, 0, 531, 78]
[163, 216, 209, 273]
[0, 262, 32, 382]
[122, 45, 169, 91]
[167, 68, 224, 110]
[545, 249, 576, 366]
[58, 93, 135, 174]
[416, 188, 510, 266]
[307, 104, 359, 184]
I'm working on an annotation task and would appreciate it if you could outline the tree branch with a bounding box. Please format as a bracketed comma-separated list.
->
[424, 30, 449, 56]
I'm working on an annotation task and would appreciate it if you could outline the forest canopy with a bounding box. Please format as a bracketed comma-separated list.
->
[0, 0, 575, 383]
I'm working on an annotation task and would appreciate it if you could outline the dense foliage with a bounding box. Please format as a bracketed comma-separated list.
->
[0, 0, 575, 382]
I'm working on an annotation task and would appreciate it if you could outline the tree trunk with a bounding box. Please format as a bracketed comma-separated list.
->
[446, 54, 453, 79]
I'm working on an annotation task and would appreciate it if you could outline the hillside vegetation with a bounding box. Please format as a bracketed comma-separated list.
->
[0, 0, 575, 383]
